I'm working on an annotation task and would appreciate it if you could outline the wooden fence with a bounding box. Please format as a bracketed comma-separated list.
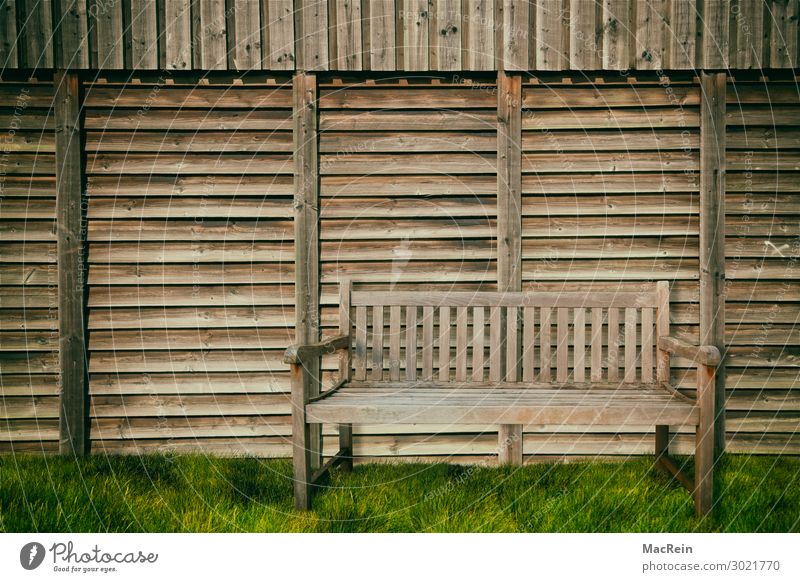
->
[0, 70, 798, 459]
[1, 1, 799, 72]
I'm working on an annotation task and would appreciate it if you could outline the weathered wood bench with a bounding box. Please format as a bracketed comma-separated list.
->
[285, 281, 720, 515]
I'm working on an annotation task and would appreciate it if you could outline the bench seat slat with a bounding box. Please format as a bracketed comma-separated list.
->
[307, 384, 698, 426]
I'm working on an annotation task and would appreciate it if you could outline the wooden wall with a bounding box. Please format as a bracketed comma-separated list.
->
[725, 79, 800, 454]
[0, 79, 59, 453]
[317, 75, 501, 458]
[82, 76, 297, 455]
[517, 76, 705, 456]
[1, 71, 798, 459]
[1, 1, 798, 72]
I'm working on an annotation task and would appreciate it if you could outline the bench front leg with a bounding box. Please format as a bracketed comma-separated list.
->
[695, 360, 717, 517]
[290, 361, 313, 510]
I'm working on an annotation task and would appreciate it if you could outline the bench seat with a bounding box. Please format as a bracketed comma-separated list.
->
[307, 382, 698, 426]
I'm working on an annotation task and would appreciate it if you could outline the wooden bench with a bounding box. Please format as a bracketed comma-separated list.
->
[285, 281, 720, 516]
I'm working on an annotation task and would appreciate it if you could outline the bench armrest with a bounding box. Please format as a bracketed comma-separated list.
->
[658, 336, 721, 367]
[284, 334, 350, 364]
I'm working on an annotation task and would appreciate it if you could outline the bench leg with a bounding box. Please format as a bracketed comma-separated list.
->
[694, 363, 716, 517]
[655, 425, 669, 460]
[339, 423, 353, 471]
[498, 425, 523, 465]
[291, 363, 313, 511]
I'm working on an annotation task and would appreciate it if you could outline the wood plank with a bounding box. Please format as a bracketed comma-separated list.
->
[164, 0, 191, 69]
[641, 307, 654, 383]
[56, 0, 89, 67]
[700, 0, 730, 68]
[128, 0, 159, 68]
[767, 0, 798, 67]
[406, 305, 417, 381]
[556, 307, 568, 382]
[540, 306, 552, 381]
[535, 0, 567, 70]
[354, 305, 367, 380]
[471, 306, 485, 381]
[400, 0, 429, 69]
[371, 305, 384, 381]
[18, 0, 54, 67]
[602, 0, 631, 69]
[54, 71, 88, 456]
[669, 0, 697, 68]
[506, 306, 519, 381]
[91, 0, 124, 68]
[569, 0, 599, 69]
[0, 0, 18, 67]
[489, 306, 502, 382]
[700, 71, 727, 454]
[635, 0, 667, 69]
[496, 0, 528, 70]
[389, 305, 402, 381]
[366, 0, 395, 70]
[265, 0, 295, 69]
[607, 306, 619, 381]
[591, 307, 603, 381]
[573, 307, 585, 382]
[438, 305, 451, 381]
[624, 307, 637, 383]
[730, 0, 763, 68]
[431, 0, 462, 70]
[231, 0, 262, 69]
[456, 306, 468, 381]
[497, 70, 522, 293]
[463, 0, 494, 70]
[521, 306, 534, 382]
[294, 72, 321, 472]
[422, 305, 434, 380]
[296, 0, 328, 70]
[331, 0, 362, 69]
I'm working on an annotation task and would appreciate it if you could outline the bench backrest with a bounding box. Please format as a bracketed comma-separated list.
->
[339, 281, 670, 386]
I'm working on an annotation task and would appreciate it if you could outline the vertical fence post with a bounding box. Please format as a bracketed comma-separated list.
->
[497, 69, 523, 465]
[700, 71, 727, 456]
[294, 71, 322, 472]
[54, 71, 88, 456]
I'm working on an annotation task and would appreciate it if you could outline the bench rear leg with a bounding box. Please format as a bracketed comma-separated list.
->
[339, 423, 353, 471]
[655, 425, 669, 460]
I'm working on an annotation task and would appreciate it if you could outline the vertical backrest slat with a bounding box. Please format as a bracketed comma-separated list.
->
[590, 307, 603, 382]
[489, 306, 502, 382]
[607, 307, 619, 382]
[405, 306, 417, 381]
[506, 306, 519, 382]
[422, 306, 434, 381]
[655, 281, 670, 384]
[624, 307, 637, 383]
[641, 307, 654, 383]
[354, 305, 368, 381]
[522, 306, 535, 382]
[456, 306, 468, 382]
[574, 307, 586, 382]
[472, 306, 485, 382]
[371, 305, 384, 381]
[556, 307, 569, 382]
[339, 279, 352, 381]
[540, 307, 552, 381]
[438, 306, 451, 381]
[389, 305, 401, 381]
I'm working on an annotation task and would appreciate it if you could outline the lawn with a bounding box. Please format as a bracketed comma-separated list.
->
[0, 454, 798, 532]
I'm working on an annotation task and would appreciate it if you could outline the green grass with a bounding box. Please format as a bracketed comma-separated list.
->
[1, 454, 798, 532]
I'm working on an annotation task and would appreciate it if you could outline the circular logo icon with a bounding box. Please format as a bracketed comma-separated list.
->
[20, 542, 46, 570]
